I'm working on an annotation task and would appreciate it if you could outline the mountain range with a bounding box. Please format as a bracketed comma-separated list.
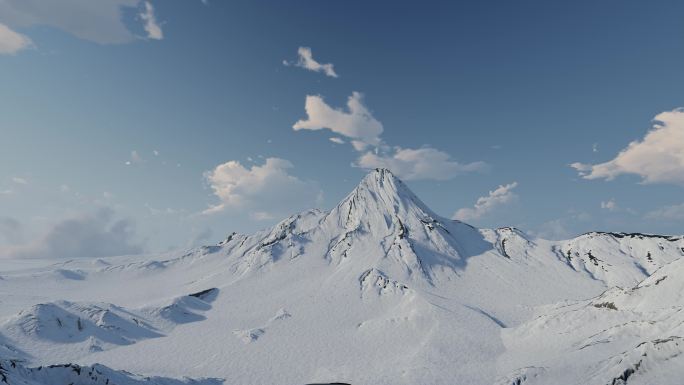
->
[1, 168, 683, 385]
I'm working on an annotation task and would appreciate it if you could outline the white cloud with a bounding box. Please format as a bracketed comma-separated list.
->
[0, 0, 171, 47]
[600, 198, 618, 211]
[0, 0, 142, 45]
[357, 147, 488, 181]
[453, 182, 518, 221]
[285, 47, 338, 78]
[293, 91, 487, 181]
[0, 208, 142, 259]
[293, 92, 383, 147]
[203, 157, 322, 218]
[11, 177, 27, 185]
[0, 22, 31, 54]
[140, 1, 163, 40]
[645, 203, 684, 221]
[571, 108, 684, 185]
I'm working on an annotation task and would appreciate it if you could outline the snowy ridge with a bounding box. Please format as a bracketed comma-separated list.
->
[499, 258, 684, 385]
[1, 168, 683, 384]
[555, 231, 684, 286]
[0, 360, 221, 385]
[0, 290, 217, 364]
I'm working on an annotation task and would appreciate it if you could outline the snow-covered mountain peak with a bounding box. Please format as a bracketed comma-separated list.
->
[3, 169, 684, 385]
[330, 168, 439, 232]
[345, 168, 434, 216]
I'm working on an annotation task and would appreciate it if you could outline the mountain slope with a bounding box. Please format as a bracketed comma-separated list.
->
[498, 257, 684, 385]
[0, 169, 682, 385]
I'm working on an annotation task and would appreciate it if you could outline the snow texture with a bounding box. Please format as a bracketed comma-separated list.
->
[1, 168, 683, 384]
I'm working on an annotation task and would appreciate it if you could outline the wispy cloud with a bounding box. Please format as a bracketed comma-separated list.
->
[572, 108, 684, 185]
[357, 147, 488, 181]
[645, 202, 684, 221]
[284, 47, 338, 78]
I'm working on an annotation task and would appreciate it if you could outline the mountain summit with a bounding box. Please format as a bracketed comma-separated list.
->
[338, 168, 437, 221]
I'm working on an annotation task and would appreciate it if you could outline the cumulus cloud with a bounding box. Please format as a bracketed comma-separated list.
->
[453, 182, 518, 221]
[645, 203, 684, 221]
[357, 147, 488, 181]
[0, 22, 31, 54]
[203, 157, 322, 218]
[284, 47, 338, 78]
[0, 0, 163, 46]
[293, 91, 487, 181]
[140, 1, 163, 40]
[293, 92, 383, 147]
[571, 108, 684, 185]
[0, 208, 142, 259]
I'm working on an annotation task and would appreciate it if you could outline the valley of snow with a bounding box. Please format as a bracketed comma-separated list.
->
[1, 168, 683, 385]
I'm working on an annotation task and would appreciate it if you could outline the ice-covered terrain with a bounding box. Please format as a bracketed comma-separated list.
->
[1, 168, 683, 384]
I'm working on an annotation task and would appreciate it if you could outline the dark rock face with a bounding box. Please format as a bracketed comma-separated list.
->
[188, 288, 219, 302]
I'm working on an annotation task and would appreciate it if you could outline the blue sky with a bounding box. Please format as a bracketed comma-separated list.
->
[1, 0, 684, 258]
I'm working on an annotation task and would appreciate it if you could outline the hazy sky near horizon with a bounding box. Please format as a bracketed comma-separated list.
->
[2, 0, 684, 258]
